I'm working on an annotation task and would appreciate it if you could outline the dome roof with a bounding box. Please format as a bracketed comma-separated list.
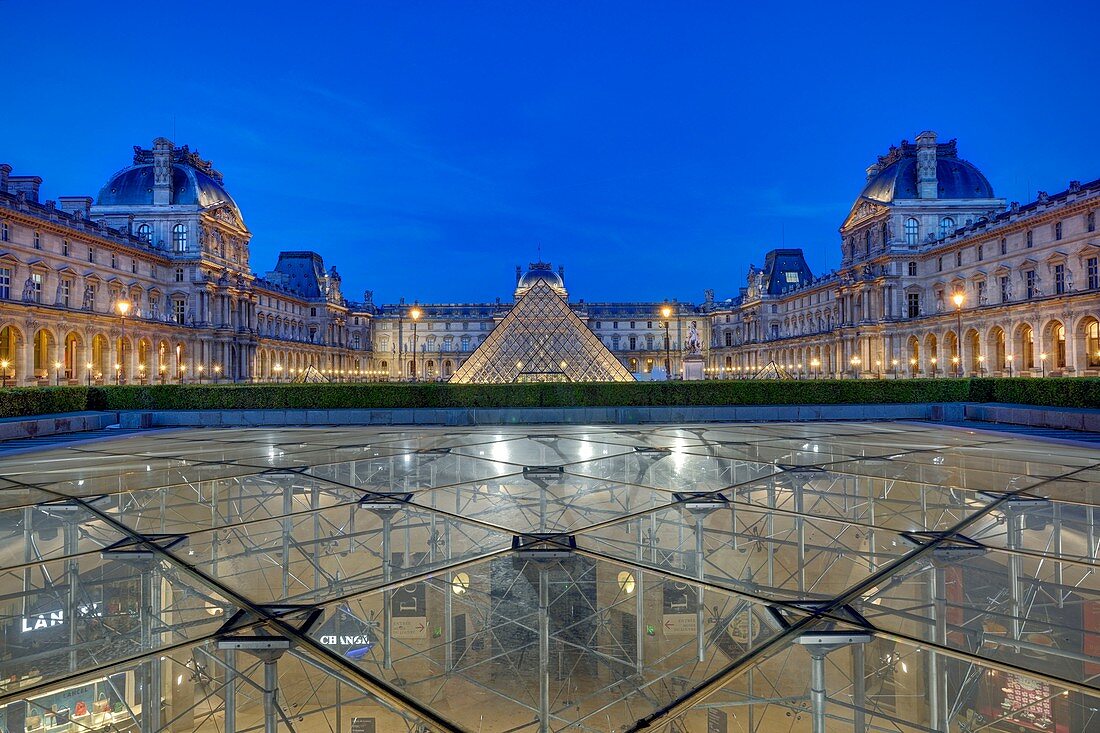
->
[96, 145, 243, 224]
[858, 137, 994, 205]
[515, 262, 567, 298]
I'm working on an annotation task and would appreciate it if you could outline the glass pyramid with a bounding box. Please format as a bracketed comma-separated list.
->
[449, 280, 634, 383]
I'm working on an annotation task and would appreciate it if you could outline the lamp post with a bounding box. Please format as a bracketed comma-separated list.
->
[86, 361, 93, 386]
[197, 363, 204, 383]
[116, 298, 131, 385]
[930, 357, 938, 378]
[874, 359, 882, 379]
[810, 357, 820, 380]
[951, 355, 959, 377]
[114, 362, 122, 385]
[1040, 352, 1048, 378]
[274, 363, 283, 382]
[660, 305, 672, 381]
[214, 364, 222, 383]
[951, 292, 964, 377]
[53, 360, 62, 386]
[850, 354, 862, 379]
[1006, 354, 1014, 378]
[977, 355, 985, 376]
[409, 306, 421, 382]
[909, 357, 917, 377]
[158, 363, 166, 384]
[891, 358, 899, 379]
[0, 358, 10, 387]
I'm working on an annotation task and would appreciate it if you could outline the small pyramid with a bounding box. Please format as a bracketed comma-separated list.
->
[751, 361, 793, 380]
[450, 280, 634, 383]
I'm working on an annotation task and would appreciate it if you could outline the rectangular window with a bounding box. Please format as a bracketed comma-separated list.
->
[0, 223, 8, 242]
[151, 264, 157, 278]
[977, 280, 987, 304]
[1088, 257, 1099, 290]
[1000, 275, 1010, 303]
[30, 272, 42, 303]
[111, 253, 118, 269]
[629, 336, 637, 350]
[0, 267, 10, 299]
[630, 321, 636, 328]
[1055, 264, 1066, 294]
[1000, 238, 1007, 255]
[1055, 221, 1063, 241]
[131, 259, 137, 274]
[613, 322, 619, 329]
[724, 332, 733, 346]
[88, 247, 95, 262]
[61, 278, 71, 307]
[33, 231, 41, 250]
[173, 299, 186, 324]
[62, 240, 69, 257]
[907, 293, 920, 318]
[977, 244, 984, 261]
[908, 261, 917, 276]
[937, 257, 943, 272]
[1089, 211, 1096, 233]
[1026, 230, 1033, 248]
[594, 321, 601, 329]
[1026, 270, 1036, 299]
[784, 271, 799, 283]
[174, 267, 184, 283]
[955, 251, 962, 267]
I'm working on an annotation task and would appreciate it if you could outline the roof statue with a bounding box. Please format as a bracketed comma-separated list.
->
[751, 361, 793, 380]
[450, 279, 633, 384]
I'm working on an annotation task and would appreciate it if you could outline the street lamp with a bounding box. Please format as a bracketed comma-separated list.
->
[0, 359, 10, 387]
[660, 305, 672, 381]
[196, 363, 205, 383]
[116, 298, 131, 385]
[850, 354, 862, 379]
[810, 357, 820, 379]
[274, 363, 283, 382]
[409, 306, 422, 382]
[930, 357, 938, 378]
[1040, 352, 1048, 377]
[158, 363, 166, 384]
[1006, 353, 1014, 377]
[114, 362, 121, 385]
[86, 361, 93, 386]
[214, 364, 222, 383]
[977, 354, 985, 376]
[53, 360, 62, 386]
[909, 357, 917, 377]
[951, 292, 964, 377]
[891, 358, 899, 379]
[874, 359, 882, 379]
[951, 355, 960, 377]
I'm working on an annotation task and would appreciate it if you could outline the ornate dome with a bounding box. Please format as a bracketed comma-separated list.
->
[95, 139, 243, 223]
[858, 135, 994, 205]
[515, 261, 567, 299]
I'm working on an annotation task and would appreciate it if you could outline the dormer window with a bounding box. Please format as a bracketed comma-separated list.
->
[137, 223, 151, 242]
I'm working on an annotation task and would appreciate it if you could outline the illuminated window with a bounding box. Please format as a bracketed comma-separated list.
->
[172, 224, 188, 252]
[137, 223, 151, 242]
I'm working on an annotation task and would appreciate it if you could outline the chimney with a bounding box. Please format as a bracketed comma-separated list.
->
[0, 164, 10, 193]
[152, 137, 173, 205]
[58, 196, 93, 218]
[915, 130, 938, 199]
[7, 175, 42, 203]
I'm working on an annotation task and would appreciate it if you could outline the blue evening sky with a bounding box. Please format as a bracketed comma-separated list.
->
[3, 1, 1098, 305]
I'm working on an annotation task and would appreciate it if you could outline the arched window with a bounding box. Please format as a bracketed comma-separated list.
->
[1087, 321, 1100, 367]
[137, 224, 151, 242]
[172, 224, 188, 252]
[939, 217, 956, 239]
[1054, 323, 1067, 368]
[904, 218, 919, 245]
[864, 229, 872, 255]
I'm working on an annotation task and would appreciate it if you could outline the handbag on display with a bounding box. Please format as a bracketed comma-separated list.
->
[93, 695, 111, 713]
[25, 715, 41, 729]
[74, 701, 88, 717]
[55, 708, 71, 725]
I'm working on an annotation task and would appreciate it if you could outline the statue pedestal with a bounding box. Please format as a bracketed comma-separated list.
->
[683, 355, 704, 381]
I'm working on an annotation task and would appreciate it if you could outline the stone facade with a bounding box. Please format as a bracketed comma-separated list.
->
[0, 132, 1096, 384]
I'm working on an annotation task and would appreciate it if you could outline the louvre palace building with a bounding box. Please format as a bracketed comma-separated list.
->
[0, 131, 1097, 385]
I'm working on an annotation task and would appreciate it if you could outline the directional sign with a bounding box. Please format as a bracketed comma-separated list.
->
[662, 613, 698, 635]
[391, 583, 427, 639]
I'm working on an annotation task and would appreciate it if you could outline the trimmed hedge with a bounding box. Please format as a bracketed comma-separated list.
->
[0, 378, 1096, 419]
[86, 379, 973, 411]
[0, 386, 91, 418]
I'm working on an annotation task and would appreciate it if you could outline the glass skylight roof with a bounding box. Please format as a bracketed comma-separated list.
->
[0, 423, 1097, 732]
